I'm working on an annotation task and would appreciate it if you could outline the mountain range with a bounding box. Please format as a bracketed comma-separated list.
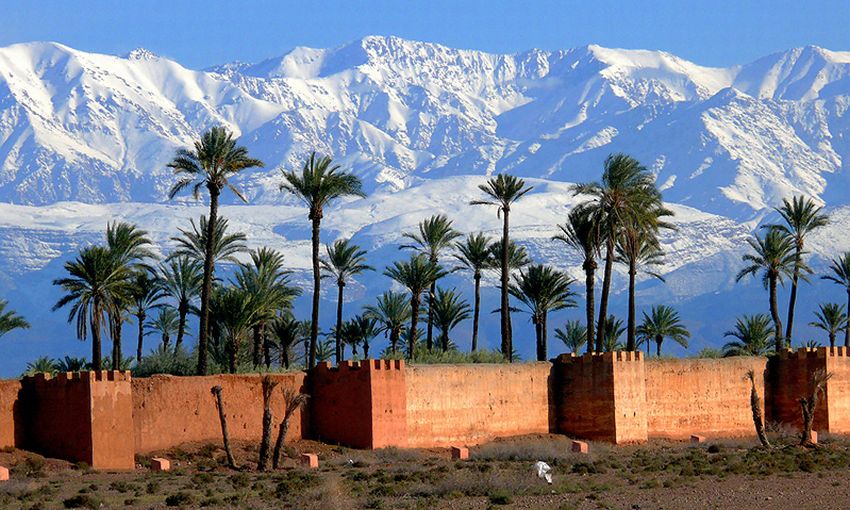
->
[1, 36, 849, 375]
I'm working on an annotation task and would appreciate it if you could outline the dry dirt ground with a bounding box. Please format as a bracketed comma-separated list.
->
[1, 433, 850, 509]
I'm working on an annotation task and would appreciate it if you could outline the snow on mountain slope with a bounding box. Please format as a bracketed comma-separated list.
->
[1, 37, 850, 374]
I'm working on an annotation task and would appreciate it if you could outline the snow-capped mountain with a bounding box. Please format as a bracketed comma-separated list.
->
[1, 36, 850, 375]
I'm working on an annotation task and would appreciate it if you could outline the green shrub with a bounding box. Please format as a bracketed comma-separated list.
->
[62, 495, 102, 509]
[165, 491, 195, 507]
[488, 489, 512, 505]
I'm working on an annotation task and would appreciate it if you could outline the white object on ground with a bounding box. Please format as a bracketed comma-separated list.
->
[533, 461, 553, 484]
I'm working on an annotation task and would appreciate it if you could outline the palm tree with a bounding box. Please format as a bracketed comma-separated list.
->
[454, 233, 493, 351]
[736, 228, 798, 351]
[24, 357, 56, 376]
[486, 239, 530, 353]
[509, 264, 576, 361]
[471, 174, 533, 361]
[55, 356, 89, 373]
[384, 254, 447, 358]
[766, 196, 828, 343]
[602, 315, 626, 352]
[823, 252, 850, 348]
[810, 303, 847, 348]
[158, 256, 202, 352]
[364, 291, 411, 355]
[53, 245, 132, 370]
[170, 216, 247, 265]
[554, 320, 587, 354]
[431, 287, 471, 352]
[0, 300, 30, 338]
[235, 248, 300, 367]
[213, 286, 257, 373]
[554, 207, 600, 352]
[723, 314, 775, 356]
[340, 314, 380, 359]
[401, 215, 462, 350]
[572, 153, 664, 351]
[321, 239, 373, 364]
[616, 223, 670, 351]
[271, 315, 307, 369]
[280, 152, 365, 369]
[167, 126, 264, 375]
[128, 272, 166, 362]
[636, 305, 690, 356]
[145, 307, 180, 350]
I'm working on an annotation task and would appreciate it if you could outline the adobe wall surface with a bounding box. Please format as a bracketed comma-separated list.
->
[405, 363, 553, 447]
[554, 352, 647, 444]
[132, 373, 307, 454]
[0, 380, 20, 449]
[824, 348, 850, 433]
[768, 349, 829, 431]
[645, 357, 767, 439]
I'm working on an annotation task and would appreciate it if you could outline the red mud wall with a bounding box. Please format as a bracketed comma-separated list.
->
[405, 363, 553, 448]
[645, 357, 767, 439]
[0, 380, 20, 449]
[769, 349, 829, 431]
[132, 373, 307, 454]
[825, 348, 850, 433]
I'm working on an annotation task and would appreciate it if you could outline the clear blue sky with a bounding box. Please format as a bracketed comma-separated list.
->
[1, 1, 849, 68]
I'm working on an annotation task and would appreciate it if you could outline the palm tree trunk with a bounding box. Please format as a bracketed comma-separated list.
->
[197, 188, 220, 375]
[162, 332, 169, 350]
[112, 313, 122, 370]
[830, 332, 836, 348]
[845, 289, 850, 348]
[501, 208, 511, 361]
[136, 311, 145, 363]
[409, 294, 420, 359]
[472, 272, 481, 351]
[655, 334, 663, 357]
[262, 324, 272, 368]
[426, 280, 436, 351]
[257, 377, 278, 471]
[596, 238, 615, 352]
[785, 247, 802, 342]
[309, 214, 321, 369]
[175, 301, 187, 353]
[211, 385, 236, 469]
[280, 343, 290, 370]
[252, 324, 262, 367]
[769, 275, 784, 352]
[335, 281, 344, 364]
[228, 334, 237, 374]
[390, 328, 399, 354]
[584, 259, 595, 354]
[626, 261, 637, 351]
[534, 318, 543, 361]
[91, 299, 103, 370]
[539, 313, 549, 361]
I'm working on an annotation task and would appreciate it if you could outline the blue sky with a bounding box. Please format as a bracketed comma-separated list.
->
[1, 0, 848, 68]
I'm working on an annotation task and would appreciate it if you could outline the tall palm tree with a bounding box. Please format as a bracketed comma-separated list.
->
[364, 291, 411, 355]
[471, 174, 533, 361]
[822, 252, 850, 348]
[53, 245, 132, 370]
[401, 215, 461, 350]
[554, 207, 600, 352]
[810, 303, 847, 348]
[723, 314, 775, 356]
[766, 196, 828, 343]
[158, 256, 202, 352]
[270, 315, 307, 369]
[636, 305, 690, 356]
[736, 228, 798, 351]
[129, 272, 166, 363]
[0, 300, 30, 338]
[509, 264, 576, 361]
[572, 153, 663, 351]
[170, 216, 247, 265]
[554, 320, 587, 354]
[384, 254, 447, 358]
[321, 239, 373, 364]
[167, 126, 264, 375]
[432, 287, 471, 352]
[235, 248, 300, 367]
[486, 239, 530, 353]
[454, 233, 493, 351]
[280, 152, 365, 369]
[145, 307, 180, 350]
[616, 222, 670, 351]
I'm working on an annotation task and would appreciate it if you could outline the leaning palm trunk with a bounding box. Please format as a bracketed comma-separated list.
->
[257, 376, 279, 471]
[273, 389, 309, 469]
[785, 248, 802, 342]
[584, 260, 596, 353]
[335, 282, 344, 364]
[501, 209, 511, 361]
[596, 239, 615, 352]
[746, 370, 770, 448]
[471, 272, 481, 351]
[768, 275, 784, 351]
[197, 189, 220, 375]
[626, 260, 637, 351]
[136, 311, 145, 363]
[211, 385, 236, 468]
[309, 215, 321, 369]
